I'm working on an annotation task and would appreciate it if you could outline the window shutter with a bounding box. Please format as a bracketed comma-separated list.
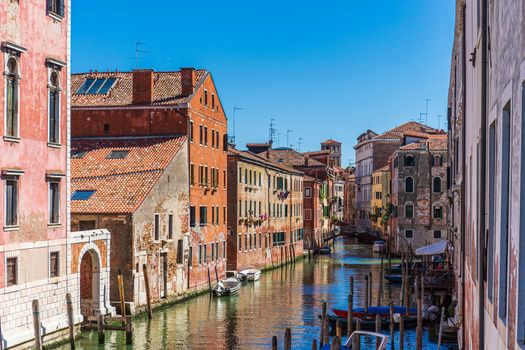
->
[223, 133, 228, 151]
[47, 0, 53, 12]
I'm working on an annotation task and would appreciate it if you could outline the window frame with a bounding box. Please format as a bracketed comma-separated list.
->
[4, 174, 20, 228]
[404, 202, 414, 219]
[405, 176, 414, 193]
[6, 256, 18, 287]
[48, 178, 61, 225]
[49, 251, 60, 278]
[48, 69, 61, 145]
[4, 56, 20, 140]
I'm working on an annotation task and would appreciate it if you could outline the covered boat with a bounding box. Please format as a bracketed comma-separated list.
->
[332, 306, 417, 319]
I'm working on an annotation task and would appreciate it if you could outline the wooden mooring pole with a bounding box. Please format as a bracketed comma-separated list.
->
[143, 264, 153, 319]
[66, 293, 75, 349]
[364, 274, 369, 313]
[32, 299, 43, 350]
[416, 275, 423, 350]
[125, 315, 133, 345]
[347, 294, 354, 337]
[215, 265, 219, 283]
[378, 253, 384, 307]
[354, 318, 361, 350]
[97, 314, 105, 344]
[389, 300, 395, 350]
[437, 306, 445, 350]
[284, 327, 292, 350]
[399, 315, 405, 350]
[117, 269, 126, 318]
[375, 314, 381, 350]
[272, 335, 278, 350]
[207, 266, 212, 295]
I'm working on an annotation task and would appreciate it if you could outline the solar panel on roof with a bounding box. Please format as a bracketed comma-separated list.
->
[71, 190, 95, 201]
[86, 78, 106, 94]
[75, 78, 95, 94]
[97, 77, 116, 94]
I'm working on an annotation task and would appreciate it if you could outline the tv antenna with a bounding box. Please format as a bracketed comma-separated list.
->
[231, 106, 243, 145]
[135, 41, 150, 68]
[437, 114, 443, 129]
[297, 137, 303, 152]
[425, 98, 431, 125]
[269, 119, 277, 144]
[286, 129, 292, 148]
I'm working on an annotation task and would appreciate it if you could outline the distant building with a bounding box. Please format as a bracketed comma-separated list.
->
[71, 136, 189, 313]
[370, 165, 390, 234]
[354, 122, 442, 229]
[389, 135, 448, 250]
[343, 167, 356, 225]
[226, 149, 303, 270]
[321, 139, 342, 167]
[71, 67, 228, 290]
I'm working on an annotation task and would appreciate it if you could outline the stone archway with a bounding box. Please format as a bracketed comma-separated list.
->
[79, 248, 101, 319]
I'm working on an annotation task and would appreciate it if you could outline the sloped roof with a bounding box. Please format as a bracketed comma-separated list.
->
[376, 122, 441, 140]
[398, 134, 448, 151]
[228, 148, 302, 175]
[269, 149, 325, 167]
[71, 70, 207, 107]
[321, 139, 342, 145]
[71, 135, 186, 213]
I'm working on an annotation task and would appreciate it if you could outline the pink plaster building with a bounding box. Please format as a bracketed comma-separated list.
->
[1, 1, 112, 348]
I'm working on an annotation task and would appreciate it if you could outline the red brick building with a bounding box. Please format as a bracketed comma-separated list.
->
[226, 148, 304, 270]
[71, 68, 228, 290]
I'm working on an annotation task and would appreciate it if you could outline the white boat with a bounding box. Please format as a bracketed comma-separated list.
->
[212, 277, 241, 297]
[226, 270, 246, 282]
[372, 240, 386, 253]
[239, 268, 261, 281]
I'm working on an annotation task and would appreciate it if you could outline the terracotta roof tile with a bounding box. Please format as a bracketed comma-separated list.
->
[375, 121, 441, 140]
[321, 139, 342, 145]
[71, 70, 207, 107]
[228, 148, 302, 174]
[71, 135, 186, 213]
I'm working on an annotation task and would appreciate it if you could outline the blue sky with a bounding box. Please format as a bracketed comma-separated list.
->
[72, 0, 455, 166]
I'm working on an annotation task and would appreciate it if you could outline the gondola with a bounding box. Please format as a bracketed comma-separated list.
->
[321, 314, 418, 332]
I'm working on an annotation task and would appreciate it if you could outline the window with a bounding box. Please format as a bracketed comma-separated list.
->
[72, 150, 87, 159]
[199, 125, 203, 145]
[204, 89, 208, 107]
[204, 127, 208, 146]
[404, 155, 415, 166]
[189, 121, 194, 142]
[177, 240, 183, 264]
[216, 131, 220, 149]
[211, 93, 216, 110]
[48, 71, 60, 144]
[188, 246, 193, 267]
[211, 129, 215, 148]
[433, 204, 443, 219]
[168, 214, 174, 239]
[104, 124, 110, 133]
[6, 257, 17, 286]
[190, 206, 196, 227]
[5, 57, 19, 138]
[199, 206, 207, 226]
[75, 77, 116, 95]
[222, 241, 226, 258]
[47, 0, 65, 18]
[433, 177, 442, 193]
[71, 190, 95, 201]
[305, 187, 311, 198]
[79, 220, 96, 230]
[405, 177, 414, 193]
[215, 242, 219, 261]
[204, 244, 207, 264]
[272, 232, 285, 246]
[190, 164, 195, 186]
[405, 203, 414, 218]
[154, 214, 160, 240]
[211, 206, 215, 225]
[499, 101, 511, 322]
[48, 180, 60, 224]
[223, 170, 226, 189]
[238, 235, 242, 252]
[5, 176, 19, 226]
[223, 206, 226, 224]
[50, 252, 59, 278]
[433, 230, 441, 239]
[405, 230, 413, 239]
[198, 244, 202, 265]
[106, 150, 129, 159]
[432, 155, 443, 166]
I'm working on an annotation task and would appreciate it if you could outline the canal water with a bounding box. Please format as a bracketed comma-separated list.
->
[64, 238, 443, 349]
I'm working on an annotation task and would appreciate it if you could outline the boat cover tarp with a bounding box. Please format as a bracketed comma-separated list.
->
[415, 240, 449, 256]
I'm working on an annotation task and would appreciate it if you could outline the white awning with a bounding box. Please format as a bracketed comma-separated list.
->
[415, 240, 450, 256]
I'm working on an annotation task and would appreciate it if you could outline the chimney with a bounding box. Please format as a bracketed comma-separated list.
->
[181, 67, 196, 97]
[305, 155, 309, 167]
[132, 69, 154, 104]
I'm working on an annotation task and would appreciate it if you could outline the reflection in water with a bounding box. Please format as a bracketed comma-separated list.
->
[62, 238, 439, 349]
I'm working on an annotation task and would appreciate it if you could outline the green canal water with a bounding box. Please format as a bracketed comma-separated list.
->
[61, 238, 448, 349]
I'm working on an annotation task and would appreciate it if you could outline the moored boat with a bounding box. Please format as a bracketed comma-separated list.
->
[212, 277, 241, 297]
[384, 274, 403, 284]
[239, 268, 261, 281]
[331, 306, 417, 319]
[317, 246, 332, 254]
[322, 314, 418, 331]
[372, 240, 386, 253]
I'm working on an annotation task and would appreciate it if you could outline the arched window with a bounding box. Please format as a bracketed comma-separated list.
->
[432, 155, 443, 166]
[5, 57, 19, 138]
[404, 155, 415, 166]
[49, 71, 60, 144]
[405, 202, 414, 218]
[433, 204, 443, 219]
[405, 177, 414, 193]
[433, 177, 442, 193]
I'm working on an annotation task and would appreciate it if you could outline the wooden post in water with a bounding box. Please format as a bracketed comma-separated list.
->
[32, 300, 43, 350]
[97, 314, 105, 344]
[347, 294, 354, 337]
[416, 275, 423, 350]
[375, 314, 381, 350]
[336, 319, 342, 338]
[284, 327, 292, 350]
[364, 274, 369, 313]
[378, 253, 384, 306]
[389, 300, 395, 350]
[66, 293, 75, 349]
[311, 339, 317, 350]
[214, 265, 219, 283]
[437, 306, 445, 350]
[207, 266, 212, 295]
[405, 256, 410, 313]
[350, 276, 354, 295]
[143, 264, 153, 319]
[354, 318, 361, 350]
[399, 315, 405, 350]
[117, 269, 126, 318]
[400, 252, 405, 307]
[388, 236, 392, 271]
[125, 315, 133, 345]
[320, 301, 327, 347]
[368, 271, 372, 307]
[272, 336, 278, 350]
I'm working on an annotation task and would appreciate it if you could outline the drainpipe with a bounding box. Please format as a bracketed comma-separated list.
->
[478, 0, 488, 347]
